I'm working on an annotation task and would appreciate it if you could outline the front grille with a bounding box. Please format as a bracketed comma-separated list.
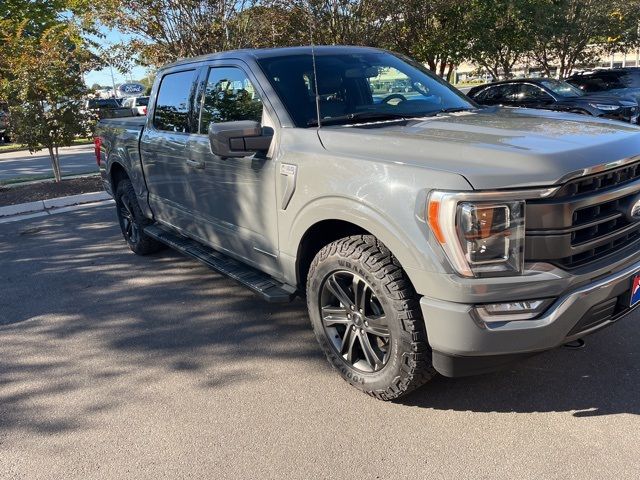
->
[526, 159, 640, 269]
[555, 160, 640, 198]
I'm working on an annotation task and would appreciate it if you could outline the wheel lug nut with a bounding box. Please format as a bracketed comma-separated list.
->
[350, 305, 355, 310]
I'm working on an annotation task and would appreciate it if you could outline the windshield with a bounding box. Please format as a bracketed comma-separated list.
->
[540, 79, 584, 98]
[136, 96, 149, 106]
[257, 51, 474, 127]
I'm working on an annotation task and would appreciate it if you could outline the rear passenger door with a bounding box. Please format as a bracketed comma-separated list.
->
[184, 62, 281, 275]
[140, 68, 198, 232]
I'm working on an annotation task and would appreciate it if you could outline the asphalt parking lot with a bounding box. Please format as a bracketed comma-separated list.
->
[1, 205, 639, 479]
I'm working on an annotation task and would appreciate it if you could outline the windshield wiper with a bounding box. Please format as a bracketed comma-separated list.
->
[307, 112, 412, 127]
[432, 107, 473, 116]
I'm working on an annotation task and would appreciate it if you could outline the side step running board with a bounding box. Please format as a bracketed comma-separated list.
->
[144, 224, 297, 303]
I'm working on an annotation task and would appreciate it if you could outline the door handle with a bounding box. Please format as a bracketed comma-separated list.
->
[186, 159, 205, 169]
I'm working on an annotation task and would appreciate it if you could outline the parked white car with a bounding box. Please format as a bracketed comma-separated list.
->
[121, 96, 149, 116]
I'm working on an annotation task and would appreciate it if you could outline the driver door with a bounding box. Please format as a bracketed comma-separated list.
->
[184, 62, 280, 275]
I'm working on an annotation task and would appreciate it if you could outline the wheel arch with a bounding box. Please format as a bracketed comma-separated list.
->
[290, 199, 430, 291]
[109, 161, 130, 193]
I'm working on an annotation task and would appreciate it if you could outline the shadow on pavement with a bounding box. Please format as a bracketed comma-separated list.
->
[0, 205, 639, 440]
[0, 206, 322, 437]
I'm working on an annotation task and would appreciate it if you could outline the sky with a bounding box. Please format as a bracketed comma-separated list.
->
[84, 28, 148, 88]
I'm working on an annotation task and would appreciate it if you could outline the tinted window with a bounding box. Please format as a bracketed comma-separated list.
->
[618, 71, 640, 88]
[567, 76, 608, 93]
[153, 70, 196, 133]
[136, 96, 149, 106]
[257, 52, 473, 127]
[89, 99, 120, 109]
[476, 84, 518, 102]
[198, 67, 263, 134]
[517, 84, 554, 101]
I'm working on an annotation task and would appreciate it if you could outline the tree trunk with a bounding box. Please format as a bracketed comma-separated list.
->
[49, 145, 62, 182]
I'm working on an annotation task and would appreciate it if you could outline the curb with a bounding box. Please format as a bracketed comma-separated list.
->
[0, 191, 112, 218]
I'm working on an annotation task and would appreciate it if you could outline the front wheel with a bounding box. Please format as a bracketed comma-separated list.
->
[306, 235, 436, 400]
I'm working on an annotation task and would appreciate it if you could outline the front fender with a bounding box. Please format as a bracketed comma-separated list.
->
[284, 194, 448, 295]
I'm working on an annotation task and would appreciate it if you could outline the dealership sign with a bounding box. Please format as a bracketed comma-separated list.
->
[118, 83, 145, 95]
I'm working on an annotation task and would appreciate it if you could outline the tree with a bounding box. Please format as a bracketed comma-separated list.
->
[96, 0, 272, 67]
[531, 0, 640, 78]
[302, 0, 393, 47]
[388, 0, 469, 80]
[466, 0, 537, 79]
[0, 23, 96, 181]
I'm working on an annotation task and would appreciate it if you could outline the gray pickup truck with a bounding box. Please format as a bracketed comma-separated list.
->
[96, 46, 640, 400]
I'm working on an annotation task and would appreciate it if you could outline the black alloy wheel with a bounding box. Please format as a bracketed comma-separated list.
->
[320, 271, 391, 373]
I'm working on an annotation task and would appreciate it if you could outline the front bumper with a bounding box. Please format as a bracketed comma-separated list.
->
[421, 257, 640, 376]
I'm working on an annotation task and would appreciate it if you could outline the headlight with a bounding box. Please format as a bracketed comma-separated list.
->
[427, 189, 555, 277]
[589, 103, 620, 111]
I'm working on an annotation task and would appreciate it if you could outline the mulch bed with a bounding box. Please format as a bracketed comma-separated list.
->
[0, 175, 104, 207]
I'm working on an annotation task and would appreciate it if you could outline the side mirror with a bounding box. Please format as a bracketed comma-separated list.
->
[208, 120, 273, 158]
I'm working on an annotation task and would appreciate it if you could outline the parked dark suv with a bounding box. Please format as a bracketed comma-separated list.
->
[566, 68, 640, 104]
[468, 78, 639, 124]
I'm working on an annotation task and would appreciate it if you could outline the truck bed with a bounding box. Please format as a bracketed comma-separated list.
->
[99, 116, 147, 128]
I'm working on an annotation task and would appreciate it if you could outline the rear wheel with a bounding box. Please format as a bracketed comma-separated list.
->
[115, 179, 163, 255]
[307, 235, 436, 400]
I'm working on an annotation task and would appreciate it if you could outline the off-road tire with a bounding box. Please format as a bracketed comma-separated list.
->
[307, 235, 436, 400]
[115, 179, 163, 255]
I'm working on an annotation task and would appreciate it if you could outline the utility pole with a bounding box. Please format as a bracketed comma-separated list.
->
[109, 63, 118, 98]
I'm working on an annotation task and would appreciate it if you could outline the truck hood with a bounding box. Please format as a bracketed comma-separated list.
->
[318, 107, 640, 190]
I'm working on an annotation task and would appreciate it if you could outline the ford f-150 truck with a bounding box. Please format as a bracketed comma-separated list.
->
[96, 46, 640, 400]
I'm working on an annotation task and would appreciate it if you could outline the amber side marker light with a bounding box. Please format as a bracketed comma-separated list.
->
[427, 199, 446, 244]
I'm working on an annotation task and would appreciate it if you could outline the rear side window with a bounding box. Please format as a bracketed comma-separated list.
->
[154, 70, 196, 133]
[476, 84, 517, 102]
[198, 67, 263, 134]
[517, 84, 553, 101]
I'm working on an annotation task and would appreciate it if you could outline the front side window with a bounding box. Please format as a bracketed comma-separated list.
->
[199, 67, 263, 134]
[153, 69, 196, 133]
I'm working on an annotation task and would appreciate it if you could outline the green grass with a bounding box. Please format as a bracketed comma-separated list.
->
[0, 137, 93, 154]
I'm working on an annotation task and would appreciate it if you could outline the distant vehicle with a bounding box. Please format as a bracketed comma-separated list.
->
[468, 78, 639, 124]
[84, 98, 133, 119]
[566, 68, 640, 104]
[388, 80, 411, 93]
[121, 96, 149, 116]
